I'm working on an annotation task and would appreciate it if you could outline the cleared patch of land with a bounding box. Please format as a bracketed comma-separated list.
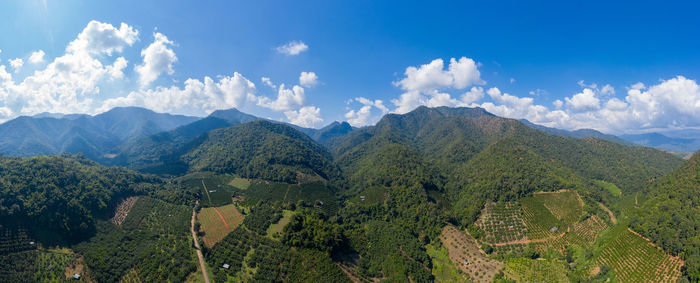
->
[426, 244, 468, 282]
[110, 196, 138, 226]
[532, 190, 583, 225]
[594, 180, 622, 197]
[229, 177, 251, 190]
[198, 204, 244, 248]
[440, 224, 503, 282]
[595, 226, 683, 283]
[266, 210, 293, 237]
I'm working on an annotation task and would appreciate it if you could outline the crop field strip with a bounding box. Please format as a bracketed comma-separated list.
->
[595, 227, 683, 283]
[198, 204, 245, 247]
[532, 215, 608, 254]
[475, 202, 528, 244]
[440, 224, 503, 282]
[504, 257, 569, 283]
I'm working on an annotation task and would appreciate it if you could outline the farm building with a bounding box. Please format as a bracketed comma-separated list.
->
[73, 274, 81, 280]
[222, 263, 230, 269]
[549, 226, 558, 232]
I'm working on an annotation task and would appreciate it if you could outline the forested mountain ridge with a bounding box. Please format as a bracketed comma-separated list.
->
[0, 107, 198, 161]
[182, 120, 342, 183]
[631, 150, 700, 281]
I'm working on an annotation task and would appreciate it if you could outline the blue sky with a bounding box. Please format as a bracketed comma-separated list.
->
[1, 0, 699, 134]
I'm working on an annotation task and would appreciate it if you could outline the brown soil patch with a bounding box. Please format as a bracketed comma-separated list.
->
[598, 202, 617, 224]
[440, 225, 503, 282]
[111, 196, 138, 226]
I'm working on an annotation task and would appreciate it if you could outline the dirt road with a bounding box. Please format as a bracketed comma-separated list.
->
[191, 203, 210, 283]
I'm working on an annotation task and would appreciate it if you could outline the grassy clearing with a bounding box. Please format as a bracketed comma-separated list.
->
[229, 177, 251, 190]
[440, 225, 503, 282]
[595, 225, 683, 283]
[198, 204, 244, 248]
[532, 190, 583, 225]
[594, 180, 622, 197]
[426, 244, 467, 282]
[266, 210, 293, 238]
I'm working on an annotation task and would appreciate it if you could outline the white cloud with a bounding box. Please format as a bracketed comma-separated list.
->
[390, 57, 485, 114]
[67, 20, 138, 55]
[394, 57, 484, 92]
[284, 106, 323, 127]
[261, 77, 276, 89]
[299, 71, 318, 87]
[0, 21, 138, 117]
[553, 99, 563, 109]
[29, 50, 45, 64]
[100, 73, 257, 116]
[257, 84, 305, 111]
[565, 88, 600, 111]
[600, 84, 615, 95]
[276, 41, 308, 55]
[510, 78, 516, 84]
[344, 97, 390, 126]
[136, 32, 177, 87]
[9, 58, 23, 73]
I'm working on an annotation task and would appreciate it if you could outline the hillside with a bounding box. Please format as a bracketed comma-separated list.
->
[182, 120, 342, 183]
[0, 107, 198, 161]
[631, 150, 700, 281]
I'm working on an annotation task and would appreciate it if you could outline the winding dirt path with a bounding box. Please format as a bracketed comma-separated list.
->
[598, 202, 617, 224]
[191, 202, 210, 283]
[212, 207, 230, 230]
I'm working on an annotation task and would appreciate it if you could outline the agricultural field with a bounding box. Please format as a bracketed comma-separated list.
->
[520, 196, 564, 240]
[532, 215, 608, 254]
[179, 172, 240, 207]
[198, 204, 245, 247]
[475, 202, 527, 244]
[595, 226, 683, 283]
[503, 257, 569, 282]
[440, 224, 503, 282]
[426, 244, 468, 282]
[532, 190, 583, 225]
[245, 181, 339, 214]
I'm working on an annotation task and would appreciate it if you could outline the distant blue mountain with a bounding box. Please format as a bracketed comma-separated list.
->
[0, 107, 199, 160]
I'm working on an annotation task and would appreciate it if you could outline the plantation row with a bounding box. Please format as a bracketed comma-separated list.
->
[476, 202, 527, 244]
[440, 225, 503, 282]
[0, 228, 35, 254]
[596, 228, 682, 283]
[121, 197, 191, 235]
[520, 197, 563, 240]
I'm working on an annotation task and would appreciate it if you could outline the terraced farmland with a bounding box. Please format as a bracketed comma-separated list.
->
[520, 197, 563, 240]
[198, 204, 245, 247]
[475, 202, 527, 244]
[440, 225, 503, 282]
[595, 227, 683, 283]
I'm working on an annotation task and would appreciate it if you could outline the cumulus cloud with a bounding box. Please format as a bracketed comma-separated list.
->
[100, 73, 257, 116]
[67, 20, 138, 55]
[600, 84, 615, 95]
[565, 88, 600, 111]
[0, 21, 138, 118]
[344, 97, 389, 126]
[276, 41, 308, 55]
[285, 106, 323, 128]
[299, 71, 318, 87]
[261, 77, 276, 89]
[389, 57, 485, 114]
[29, 50, 45, 63]
[257, 84, 305, 111]
[136, 32, 177, 87]
[9, 58, 23, 73]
